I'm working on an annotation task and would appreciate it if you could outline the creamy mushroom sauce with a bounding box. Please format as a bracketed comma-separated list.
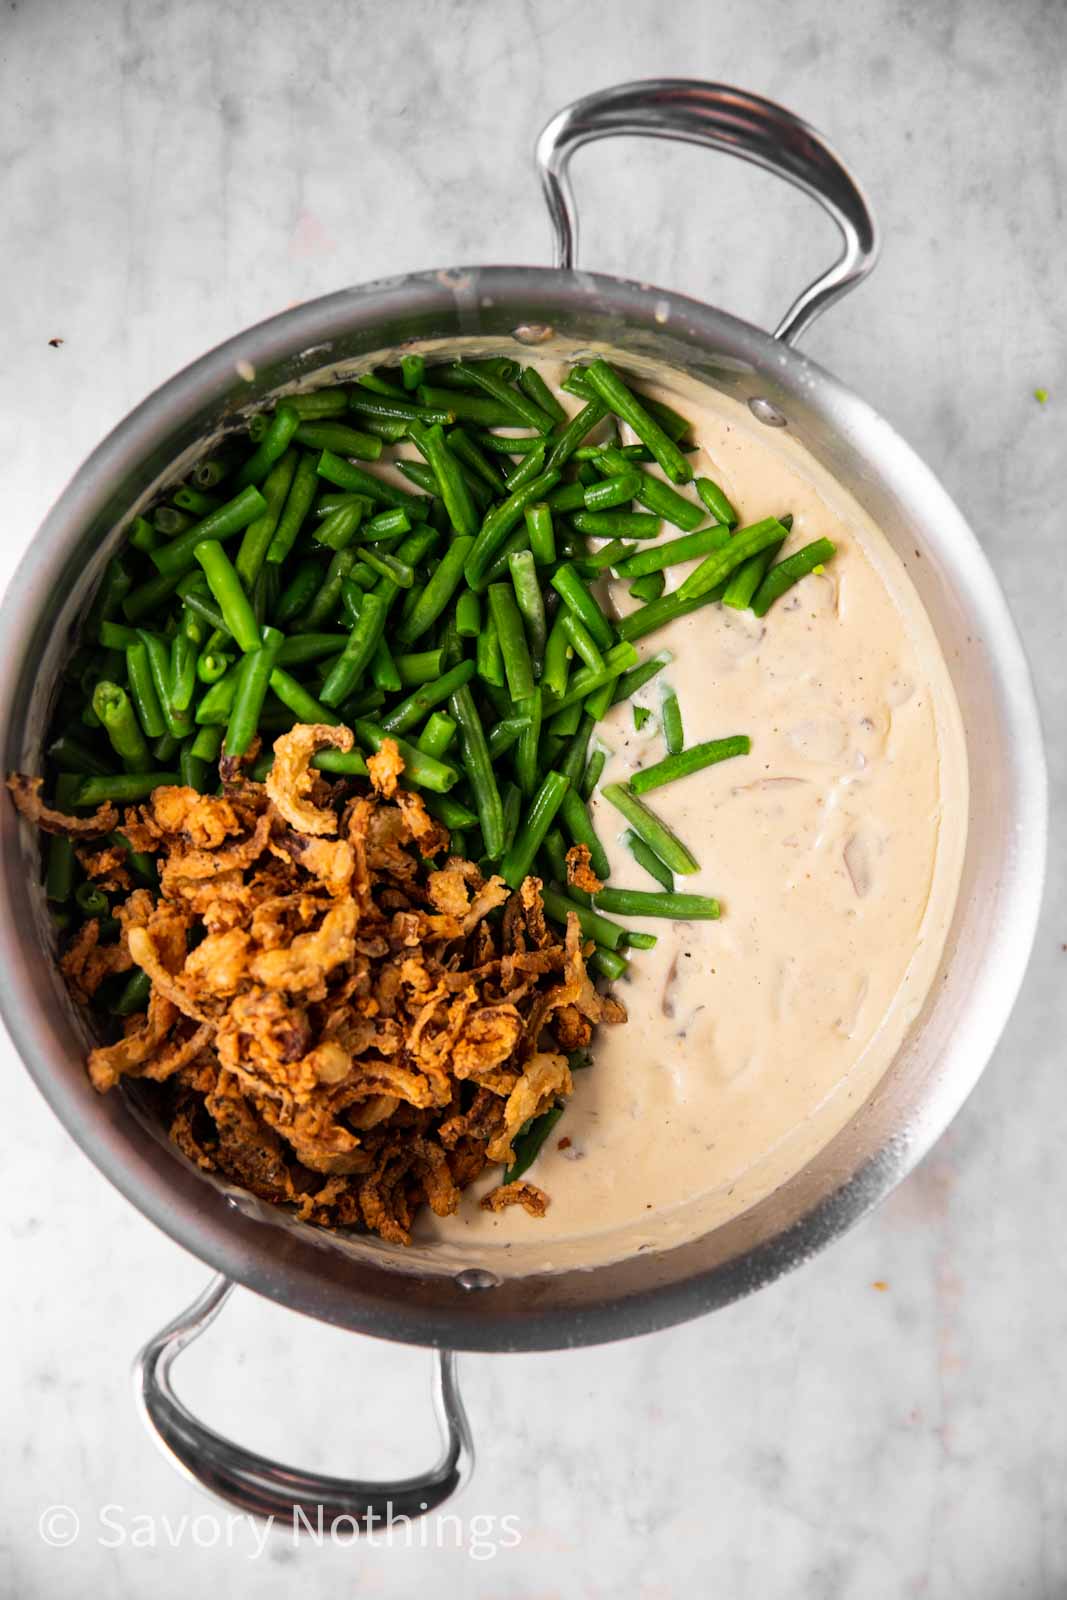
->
[381, 353, 968, 1274]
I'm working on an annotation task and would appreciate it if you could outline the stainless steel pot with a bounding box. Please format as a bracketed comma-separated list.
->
[0, 82, 1046, 1526]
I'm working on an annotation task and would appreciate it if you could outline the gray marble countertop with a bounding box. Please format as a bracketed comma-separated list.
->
[2, 2, 1063, 1595]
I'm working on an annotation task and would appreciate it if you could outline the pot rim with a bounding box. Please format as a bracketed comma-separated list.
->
[0, 265, 1047, 1350]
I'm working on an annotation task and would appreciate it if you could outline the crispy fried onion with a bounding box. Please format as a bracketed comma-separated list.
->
[14, 725, 626, 1243]
[7, 774, 117, 836]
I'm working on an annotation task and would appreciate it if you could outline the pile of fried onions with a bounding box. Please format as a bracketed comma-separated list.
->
[10, 725, 624, 1243]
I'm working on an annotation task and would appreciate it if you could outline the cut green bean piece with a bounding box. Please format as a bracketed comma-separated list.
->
[465, 468, 562, 591]
[320, 591, 389, 708]
[677, 517, 790, 602]
[751, 539, 837, 617]
[519, 365, 567, 425]
[266, 450, 323, 566]
[559, 786, 610, 882]
[409, 420, 479, 537]
[235, 449, 298, 591]
[451, 361, 555, 433]
[395, 536, 474, 645]
[615, 586, 720, 643]
[316, 449, 430, 520]
[559, 611, 604, 673]
[545, 399, 609, 473]
[313, 499, 365, 553]
[660, 688, 684, 756]
[125, 640, 166, 739]
[76, 772, 180, 805]
[504, 1104, 566, 1184]
[595, 447, 704, 530]
[292, 420, 382, 462]
[417, 711, 457, 761]
[507, 549, 547, 671]
[631, 735, 751, 795]
[628, 571, 666, 603]
[455, 589, 481, 638]
[580, 747, 606, 801]
[695, 476, 738, 528]
[584, 360, 692, 484]
[615, 525, 730, 580]
[487, 584, 535, 701]
[149, 486, 268, 579]
[379, 659, 475, 736]
[416, 385, 528, 429]
[550, 563, 615, 651]
[500, 771, 570, 888]
[584, 470, 640, 511]
[224, 627, 284, 757]
[622, 829, 674, 892]
[600, 782, 699, 875]
[503, 443, 548, 493]
[594, 887, 719, 920]
[93, 682, 151, 772]
[450, 684, 505, 858]
[524, 501, 556, 565]
[543, 641, 637, 717]
[352, 721, 457, 794]
[236, 404, 301, 487]
[268, 668, 340, 727]
[194, 542, 260, 652]
[400, 354, 425, 391]
[721, 540, 785, 610]
[541, 884, 626, 951]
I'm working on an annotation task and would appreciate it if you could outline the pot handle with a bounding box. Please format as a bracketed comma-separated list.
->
[133, 1274, 473, 1528]
[536, 79, 878, 347]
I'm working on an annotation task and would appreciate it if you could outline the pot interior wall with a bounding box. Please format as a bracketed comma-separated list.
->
[0, 269, 1044, 1348]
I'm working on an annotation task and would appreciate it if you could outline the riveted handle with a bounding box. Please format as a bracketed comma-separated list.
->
[134, 1275, 473, 1527]
[536, 78, 879, 346]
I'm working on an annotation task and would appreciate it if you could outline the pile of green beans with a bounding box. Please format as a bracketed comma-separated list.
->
[38, 354, 835, 1067]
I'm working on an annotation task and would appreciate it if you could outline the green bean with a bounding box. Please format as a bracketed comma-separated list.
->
[395, 535, 474, 645]
[284, 389, 349, 419]
[470, 430, 544, 455]
[550, 563, 614, 651]
[487, 584, 535, 701]
[45, 777, 80, 903]
[541, 884, 626, 951]
[97, 621, 139, 651]
[695, 476, 738, 528]
[576, 539, 636, 575]
[614, 586, 721, 643]
[194, 542, 260, 651]
[541, 611, 571, 698]
[150, 486, 268, 579]
[583, 360, 692, 484]
[416, 385, 529, 429]
[400, 354, 425, 391]
[87, 556, 132, 635]
[584, 470, 640, 511]
[308, 748, 369, 777]
[575, 441, 650, 462]
[524, 502, 556, 566]
[352, 720, 457, 793]
[568, 368, 693, 442]
[190, 724, 223, 764]
[356, 371, 409, 401]
[75, 881, 110, 918]
[543, 641, 637, 717]
[464, 468, 562, 590]
[289, 419, 382, 462]
[559, 611, 604, 674]
[557, 714, 594, 788]
[316, 449, 430, 520]
[500, 771, 571, 889]
[153, 506, 194, 536]
[76, 772, 180, 805]
[519, 365, 567, 426]
[121, 569, 183, 624]
[379, 659, 474, 736]
[502, 442, 549, 496]
[478, 520, 535, 590]
[315, 590, 386, 708]
[451, 361, 555, 433]
[179, 744, 210, 792]
[225, 627, 284, 756]
[624, 931, 658, 950]
[581, 747, 606, 801]
[268, 668, 340, 726]
[315, 498, 368, 553]
[545, 482, 587, 514]
[455, 589, 481, 638]
[513, 689, 542, 798]
[193, 458, 230, 489]
[539, 827, 570, 887]
[590, 946, 629, 982]
[124, 640, 166, 739]
[486, 714, 530, 760]
[595, 447, 704, 530]
[138, 630, 193, 741]
[363, 507, 412, 540]
[628, 572, 665, 603]
[235, 448, 298, 591]
[173, 486, 222, 515]
[298, 548, 359, 631]
[425, 357, 519, 388]
[676, 518, 790, 602]
[600, 782, 698, 875]
[356, 545, 415, 589]
[622, 829, 674, 891]
[660, 688, 684, 756]
[751, 539, 836, 617]
[153, 731, 182, 764]
[272, 558, 322, 626]
[447, 428, 508, 493]
[197, 649, 234, 684]
[128, 515, 160, 554]
[417, 711, 457, 760]
[404, 420, 479, 537]
[721, 540, 786, 610]
[348, 394, 456, 428]
[499, 780, 521, 858]
[559, 786, 610, 881]
[111, 967, 152, 1017]
[47, 733, 113, 777]
[169, 627, 199, 714]
[548, 700, 583, 738]
[313, 491, 376, 522]
[615, 525, 731, 580]
[507, 549, 547, 671]
[449, 684, 505, 857]
[545, 399, 609, 473]
[396, 460, 442, 499]
[370, 634, 402, 693]
[270, 633, 342, 667]
[235, 404, 301, 487]
[595, 887, 719, 920]
[195, 663, 240, 725]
